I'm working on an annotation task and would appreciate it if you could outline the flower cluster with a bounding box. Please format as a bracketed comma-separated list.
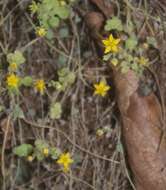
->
[102, 33, 149, 75]
[29, 0, 75, 39]
[14, 140, 74, 173]
[6, 50, 46, 95]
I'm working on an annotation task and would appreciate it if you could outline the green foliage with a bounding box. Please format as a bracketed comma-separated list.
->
[103, 15, 152, 76]
[36, 0, 70, 30]
[7, 50, 25, 65]
[49, 67, 76, 91]
[50, 147, 61, 159]
[58, 54, 68, 66]
[59, 27, 69, 38]
[103, 53, 111, 61]
[125, 36, 138, 50]
[21, 76, 33, 87]
[120, 61, 130, 73]
[34, 139, 49, 161]
[45, 29, 54, 39]
[13, 144, 33, 157]
[147, 36, 157, 48]
[117, 48, 145, 75]
[58, 68, 76, 90]
[104, 17, 123, 31]
[49, 102, 62, 119]
[13, 104, 25, 120]
[13, 140, 61, 162]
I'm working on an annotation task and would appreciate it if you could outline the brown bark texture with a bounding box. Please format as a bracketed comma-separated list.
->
[113, 69, 166, 190]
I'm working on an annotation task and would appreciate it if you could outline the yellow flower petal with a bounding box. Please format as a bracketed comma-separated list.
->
[109, 34, 114, 42]
[114, 38, 121, 45]
[102, 39, 110, 46]
[111, 45, 118, 52]
[104, 46, 112, 54]
[104, 86, 110, 91]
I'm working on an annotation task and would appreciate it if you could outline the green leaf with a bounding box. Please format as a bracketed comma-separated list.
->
[56, 6, 69, 19]
[66, 72, 75, 85]
[58, 55, 67, 66]
[37, 0, 69, 30]
[58, 67, 69, 77]
[126, 54, 133, 62]
[125, 36, 138, 50]
[13, 105, 25, 119]
[48, 16, 59, 27]
[59, 27, 69, 38]
[35, 139, 49, 151]
[7, 50, 25, 65]
[131, 63, 139, 71]
[54, 81, 64, 91]
[147, 37, 157, 48]
[21, 76, 33, 87]
[13, 144, 33, 157]
[46, 29, 54, 40]
[104, 17, 123, 31]
[120, 61, 130, 73]
[34, 139, 49, 161]
[103, 53, 111, 61]
[49, 102, 62, 119]
[57, 68, 76, 91]
[50, 147, 61, 159]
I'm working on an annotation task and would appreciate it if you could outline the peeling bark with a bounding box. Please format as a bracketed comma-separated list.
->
[114, 70, 166, 190]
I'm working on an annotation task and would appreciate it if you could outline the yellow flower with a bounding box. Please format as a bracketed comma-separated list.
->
[102, 34, 120, 54]
[34, 79, 46, 94]
[96, 129, 104, 137]
[9, 62, 18, 71]
[43, 148, 49, 157]
[139, 56, 149, 66]
[36, 27, 47, 37]
[29, 1, 38, 14]
[94, 81, 110, 97]
[6, 74, 20, 88]
[57, 152, 74, 172]
[27, 155, 33, 162]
